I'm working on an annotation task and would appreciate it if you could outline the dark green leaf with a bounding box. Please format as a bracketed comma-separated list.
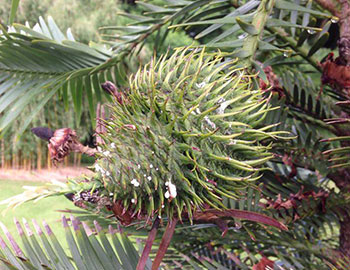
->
[308, 32, 329, 57]
[236, 17, 258, 35]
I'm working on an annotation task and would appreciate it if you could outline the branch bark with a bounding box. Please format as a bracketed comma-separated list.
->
[137, 217, 160, 270]
[152, 218, 178, 270]
[338, 0, 350, 66]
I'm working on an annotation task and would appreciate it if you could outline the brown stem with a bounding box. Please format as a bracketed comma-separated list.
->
[71, 143, 97, 156]
[337, 0, 350, 66]
[193, 209, 288, 231]
[152, 217, 178, 270]
[137, 217, 160, 270]
[47, 128, 97, 163]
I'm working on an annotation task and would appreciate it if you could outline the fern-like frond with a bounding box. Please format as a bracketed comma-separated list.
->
[0, 215, 151, 270]
[0, 17, 127, 133]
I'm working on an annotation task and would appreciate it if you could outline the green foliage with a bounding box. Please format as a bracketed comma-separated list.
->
[92, 48, 287, 220]
[0, 180, 74, 253]
[103, 0, 333, 71]
[0, 215, 151, 270]
[0, 17, 123, 134]
[1, 0, 132, 43]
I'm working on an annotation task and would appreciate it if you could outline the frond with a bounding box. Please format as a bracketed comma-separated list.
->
[103, 0, 335, 77]
[0, 215, 151, 270]
[0, 17, 125, 133]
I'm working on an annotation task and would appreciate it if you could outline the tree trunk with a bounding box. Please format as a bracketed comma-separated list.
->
[47, 150, 51, 170]
[77, 153, 81, 167]
[37, 142, 42, 170]
[0, 139, 4, 169]
[29, 154, 33, 170]
[12, 151, 16, 169]
[337, 0, 350, 66]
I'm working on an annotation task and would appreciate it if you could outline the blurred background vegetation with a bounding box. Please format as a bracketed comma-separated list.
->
[0, 0, 196, 169]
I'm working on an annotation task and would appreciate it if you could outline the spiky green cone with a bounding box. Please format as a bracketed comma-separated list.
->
[93, 48, 286, 222]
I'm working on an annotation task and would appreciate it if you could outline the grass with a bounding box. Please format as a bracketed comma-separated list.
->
[0, 179, 75, 252]
[0, 179, 144, 268]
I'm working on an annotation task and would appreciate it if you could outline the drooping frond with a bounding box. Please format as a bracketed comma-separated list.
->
[0, 17, 127, 133]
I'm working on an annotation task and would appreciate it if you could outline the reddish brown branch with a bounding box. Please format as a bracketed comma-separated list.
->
[137, 217, 160, 270]
[152, 217, 178, 270]
[193, 209, 288, 231]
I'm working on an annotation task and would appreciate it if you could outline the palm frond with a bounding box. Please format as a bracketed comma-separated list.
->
[102, 0, 334, 76]
[0, 17, 125, 133]
[0, 215, 151, 270]
[0, 0, 338, 133]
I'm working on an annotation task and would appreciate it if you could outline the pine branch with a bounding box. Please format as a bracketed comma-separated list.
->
[268, 26, 322, 72]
